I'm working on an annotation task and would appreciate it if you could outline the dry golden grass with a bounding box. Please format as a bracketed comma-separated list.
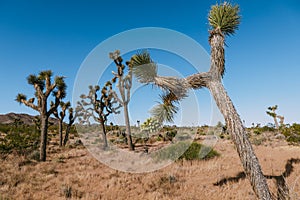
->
[0, 138, 300, 199]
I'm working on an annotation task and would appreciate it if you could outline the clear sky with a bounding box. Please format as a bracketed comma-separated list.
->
[0, 0, 299, 127]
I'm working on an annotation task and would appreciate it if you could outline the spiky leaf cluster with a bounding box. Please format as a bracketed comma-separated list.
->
[130, 50, 157, 83]
[150, 103, 178, 124]
[208, 2, 240, 36]
[16, 70, 67, 117]
[129, 50, 188, 125]
[150, 92, 179, 123]
[27, 74, 45, 90]
[266, 105, 278, 118]
[15, 94, 27, 103]
[109, 50, 135, 106]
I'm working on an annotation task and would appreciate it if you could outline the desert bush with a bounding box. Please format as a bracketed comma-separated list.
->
[27, 150, 40, 161]
[0, 124, 11, 133]
[165, 130, 177, 140]
[156, 135, 162, 141]
[61, 184, 72, 198]
[153, 141, 219, 161]
[196, 127, 207, 135]
[253, 129, 262, 135]
[251, 137, 266, 146]
[180, 142, 219, 160]
[257, 125, 275, 133]
[0, 124, 39, 155]
[159, 175, 177, 185]
[281, 123, 300, 144]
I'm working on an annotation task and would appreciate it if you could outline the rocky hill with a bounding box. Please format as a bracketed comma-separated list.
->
[0, 112, 58, 125]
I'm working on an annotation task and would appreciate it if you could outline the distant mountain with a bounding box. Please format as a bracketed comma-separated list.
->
[0, 112, 59, 125]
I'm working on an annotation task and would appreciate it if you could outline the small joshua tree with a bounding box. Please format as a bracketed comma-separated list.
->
[78, 83, 121, 149]
[63, 107, 78, 146]
[53, 101, 71, 147]
[16, 70, 66, 161]
[266, 105, 285, 129]
[109, 50, 135, 150]
[137, 120, 140, 128]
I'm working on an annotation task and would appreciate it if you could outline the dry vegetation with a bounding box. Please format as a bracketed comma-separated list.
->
[1, 130, 300, 200]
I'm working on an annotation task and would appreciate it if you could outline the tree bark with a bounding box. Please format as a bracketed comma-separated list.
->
[40, 115, 48, 161]
[59, 119, 63, 147]
[63, 124, 71, 146]
[273, 117, 279, 130]
[207, 80, 271, 199]
[123, 103, 134, 150]
[100, 119, 108, 149]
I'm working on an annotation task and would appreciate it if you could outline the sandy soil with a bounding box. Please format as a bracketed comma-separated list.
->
[1, 138, 300, 200]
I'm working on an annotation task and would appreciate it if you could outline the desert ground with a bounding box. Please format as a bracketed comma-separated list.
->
[1, 133, 300, 200]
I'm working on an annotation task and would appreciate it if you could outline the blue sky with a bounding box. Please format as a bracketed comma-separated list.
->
[0, 0, 299, 127]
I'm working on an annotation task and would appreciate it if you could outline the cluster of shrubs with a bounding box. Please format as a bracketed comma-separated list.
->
[281, 123, 300, 144]
[0, 120, 78, 157]
[153, 141, 219, 161]
[0, 123, 39, 155]
[252, 125, 275, 135]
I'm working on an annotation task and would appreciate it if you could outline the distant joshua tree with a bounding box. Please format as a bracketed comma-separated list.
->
[109, 50, 135, 150]
[78, 83, 121, 149]
[53, 101, 71, 147]
[266, 105, 285, 129]
[63, 107, 78, 146]
[130, 2, 271, 199]
[16, 70, 66, 161]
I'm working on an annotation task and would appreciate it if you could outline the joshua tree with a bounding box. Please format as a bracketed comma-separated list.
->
[130, 2, 271, 199]
[63, 107, 78, 146]
[16, 70, 66, 161]
[266, 105, 285, 129]
[109, 50, 135, 150]
[53, 101, 71, 146]
[78, 84, 121, 149]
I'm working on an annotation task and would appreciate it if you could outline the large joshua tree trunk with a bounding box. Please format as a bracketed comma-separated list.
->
[183, 30, 271, 199]
[40, 114, 48, 161]
[207, 81, 271, 199]
[123, 103, 134, 150]
[204, 30, 271, 199]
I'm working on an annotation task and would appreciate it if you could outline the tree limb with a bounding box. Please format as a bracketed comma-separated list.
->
[45, 83, 56, 98]
[185, 72, 212, 89]
[21, 99, 39, 112]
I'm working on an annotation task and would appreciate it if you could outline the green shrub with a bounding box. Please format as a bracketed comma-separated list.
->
[251, 137, 266, 146]
[253, 129, 261, 135]
[258, 125, 275, 132]
[196, 126, 207, 135]
[0, 124, 11, 133]
[0, 124, 39, 155]
[153, 141, 219, 161]
[281, 123, 300, 144]
[156, 136, 162, 141]
[28, 150, 40, 161]
[166, 130, 177, 139]
[180, 142, 219, 160]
